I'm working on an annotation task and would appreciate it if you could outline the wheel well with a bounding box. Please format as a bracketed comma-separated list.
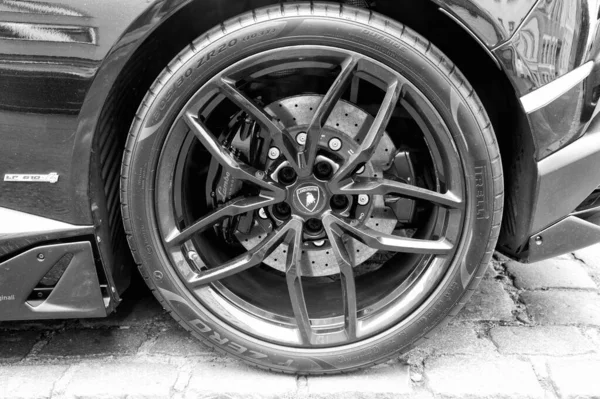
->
[93, 0, 529, 278]
[375, 0, 533, 251]
[377, 0, 521, 132]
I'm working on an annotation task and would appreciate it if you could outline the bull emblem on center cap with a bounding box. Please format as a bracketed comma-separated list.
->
[296, 186, 321, 213]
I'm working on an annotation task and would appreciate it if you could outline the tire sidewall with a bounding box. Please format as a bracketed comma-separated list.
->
[124, 8, 498, 373]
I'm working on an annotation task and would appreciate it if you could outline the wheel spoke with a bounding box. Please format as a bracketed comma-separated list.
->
[165, 195, 278, 247]
[332, 78, 403, 185]
[157, 45, 472, 351]
[217, 77, 301, 172]
[183, 112, 285, 197]
[349, 75, 360, 104]
[187, 218, 299, 287]
[336, 177, 463, 209]
[323, 213, 452, 254]
[284, 219, 314, 344]
[301, 57, 358, 174]
[323, 217, 357, 339]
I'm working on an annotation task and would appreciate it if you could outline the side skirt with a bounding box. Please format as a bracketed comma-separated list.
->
[0, 207, 117, 320]
[525, 216, 600, 263]
[0, 242, 108, 320]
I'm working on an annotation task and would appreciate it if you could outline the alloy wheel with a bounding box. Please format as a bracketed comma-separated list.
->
[154, 46, 466, 348]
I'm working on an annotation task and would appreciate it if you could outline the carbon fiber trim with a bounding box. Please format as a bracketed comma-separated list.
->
[0, 242, 107, 321]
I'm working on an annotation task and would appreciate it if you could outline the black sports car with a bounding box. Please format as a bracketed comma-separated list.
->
[1, 0, 599, 374]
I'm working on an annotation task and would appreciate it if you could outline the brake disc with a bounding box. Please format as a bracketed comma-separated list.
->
[234, 95, 398, 277]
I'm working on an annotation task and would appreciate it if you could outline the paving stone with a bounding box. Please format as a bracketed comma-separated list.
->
[419, 325, 496, 355]
[149, 326, 213, 357]
[40, 328, 146, 357]
[0, 319, 66, 331]
[400, 388, 434, 399]
[0, 330, 39, 362]
[574, 244, 600, 287]
[506, 259, 597, 290]
[0, 364, 67, 399]
[425, 356, 544, 398]
[529, 357, 549, 380]
[521, 291, 600, 326]
[457, 279, 514, 321]
[184, 361, 297, 399]
[307, 362, 411, 398]
[65, 362, 178, 399]
[490, 326, 595, 355]
[484, 261, 500, 279]
[582, 327, 600, 349]
[574, 243, 600, 269]
[548, 359, 600, 398]
[8, 252, 600, 399]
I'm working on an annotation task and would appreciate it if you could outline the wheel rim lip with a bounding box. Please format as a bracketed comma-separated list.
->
[152, 45, 468, 348]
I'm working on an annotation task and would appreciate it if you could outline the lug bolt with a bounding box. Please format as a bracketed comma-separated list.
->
[314, 161, 333, 180]
[313, 240, 325, 247]
[296, 132, 307, 145]
[258, 208, 268, 219]
[331, 195, 349, 210]
[328, 138, 342, 151]
[357, 195, 370, 206]
[188, 250, 200, 263]
[273, 202, 292, 219]
[305, 218, 323, 234]
[37, 253, 45, 262]
[278, 166, 297, 185]
[268, 147, 280, 160]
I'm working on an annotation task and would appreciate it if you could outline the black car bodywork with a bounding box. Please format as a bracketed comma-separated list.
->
[1, 0, 600, 321]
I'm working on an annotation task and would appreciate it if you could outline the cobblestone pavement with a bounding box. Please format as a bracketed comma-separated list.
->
[2, 246, 600, 399]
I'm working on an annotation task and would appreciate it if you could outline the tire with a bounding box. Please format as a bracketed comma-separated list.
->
[121, 2, 503, 374]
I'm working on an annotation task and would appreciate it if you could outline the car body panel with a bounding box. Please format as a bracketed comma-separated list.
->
[443, 0, 600, 159]
[1, 0, 600, 320]
[494, 0, 600, 158]
[432, 0, 538, 48]
[0, 0, 159, 225]
[497, 0, 597, 95]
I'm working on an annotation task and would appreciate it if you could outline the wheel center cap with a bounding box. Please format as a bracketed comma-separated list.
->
[294, 185, 324, 214]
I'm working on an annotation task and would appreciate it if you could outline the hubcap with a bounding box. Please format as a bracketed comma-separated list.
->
[155, 46, 467, 348]
[294, 185, 324, 214]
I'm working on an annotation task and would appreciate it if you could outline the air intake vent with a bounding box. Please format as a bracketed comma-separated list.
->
[39, 252, 73, 286]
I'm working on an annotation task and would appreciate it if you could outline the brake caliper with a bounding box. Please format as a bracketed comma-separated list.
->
[385, 151, 417, 224]
[206, 112, 267, 241]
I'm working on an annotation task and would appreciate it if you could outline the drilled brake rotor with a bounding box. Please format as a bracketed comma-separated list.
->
[233, 95, 398, 277]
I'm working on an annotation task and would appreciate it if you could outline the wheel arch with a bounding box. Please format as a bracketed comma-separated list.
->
[84, 0, 533, 289]
[374, 0, 536, 256]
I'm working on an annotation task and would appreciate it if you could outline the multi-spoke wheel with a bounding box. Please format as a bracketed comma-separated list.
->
[122, 3, 502, 374]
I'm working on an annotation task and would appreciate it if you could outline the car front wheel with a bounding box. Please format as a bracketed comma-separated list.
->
[121, 2, 503, 374]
